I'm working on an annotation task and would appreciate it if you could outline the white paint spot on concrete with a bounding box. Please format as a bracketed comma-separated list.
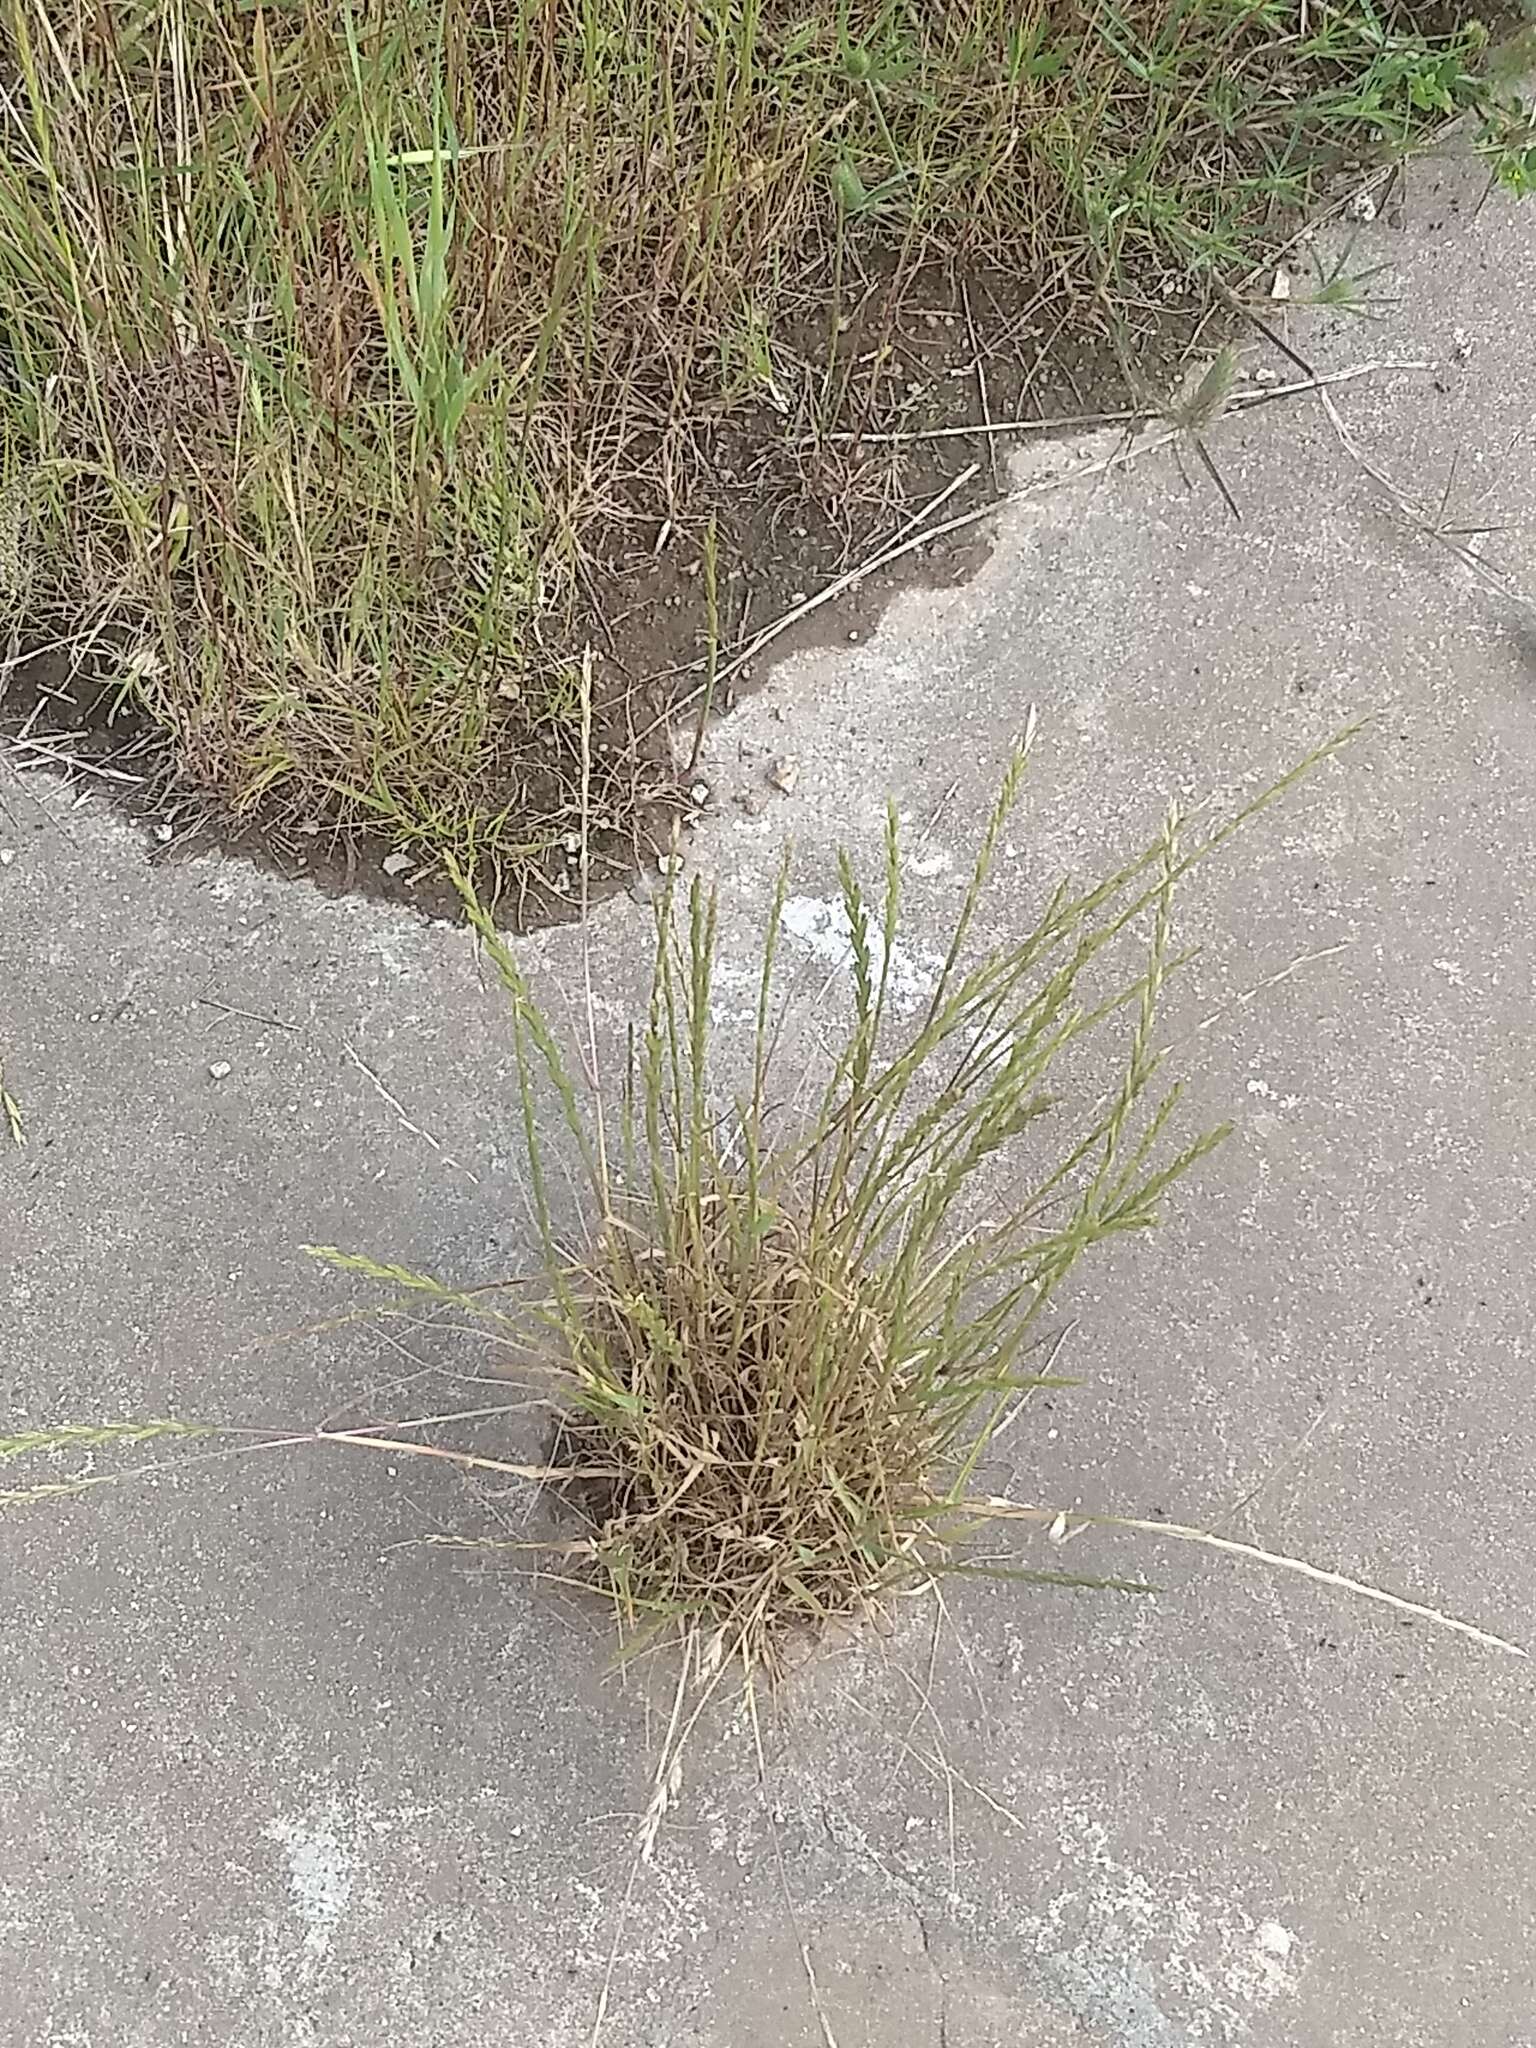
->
[1020, 1808, 1300, 2044]
[1256, 1920, 1293, 1959]
[1227, 1917, 1301, 2006]
[707, 956, 761, 1029]
[570, 1849, 710, 1971]
[265, 1798, 358, 1962]
[905, 846, 953, 879]
[1245, 1077, 1300, 1109]
[780, 894, 943, 1016]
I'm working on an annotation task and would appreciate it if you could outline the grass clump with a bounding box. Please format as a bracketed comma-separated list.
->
[405, 725, 1348, 1671]
[0, 0, 1517, 902]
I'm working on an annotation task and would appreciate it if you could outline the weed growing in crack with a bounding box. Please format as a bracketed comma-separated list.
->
[338, 723, 1362, 1676]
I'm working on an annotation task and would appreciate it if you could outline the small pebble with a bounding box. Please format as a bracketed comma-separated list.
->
[768, 758, 799, 796]
[560, 831, 581, 856]
[381, 850, 413, 877]
[689, 780, 710, 806]
[208, 1061, 232, 1081]
[656, 851, 686, 876]
[154, 821, 174, 844]
[0, 849, 14, 867]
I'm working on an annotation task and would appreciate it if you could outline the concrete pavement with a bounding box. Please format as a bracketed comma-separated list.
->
[3, 132, 1534, 2046]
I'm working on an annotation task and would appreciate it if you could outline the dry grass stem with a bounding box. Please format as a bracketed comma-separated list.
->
[973, 1498, 1529, 1658]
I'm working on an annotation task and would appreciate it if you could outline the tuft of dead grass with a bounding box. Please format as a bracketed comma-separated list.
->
[0, 0, 1520, 903]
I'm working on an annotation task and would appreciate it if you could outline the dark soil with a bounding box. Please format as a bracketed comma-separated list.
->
[592, 256, 1184, 688]
[0, 637, 687, 927]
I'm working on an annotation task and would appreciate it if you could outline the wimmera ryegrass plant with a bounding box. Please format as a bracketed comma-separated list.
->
[440, 718, 1240, 1665]
[404, 719, 1526, 1685]
[0, 0, 1522, 893]
[444, 730, 1248, 1663]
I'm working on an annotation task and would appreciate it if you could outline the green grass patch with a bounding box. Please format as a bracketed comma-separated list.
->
[0, 0, 1526, 901]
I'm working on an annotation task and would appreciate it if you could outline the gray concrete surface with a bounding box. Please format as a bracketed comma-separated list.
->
[4, 136, 1535, 2047]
